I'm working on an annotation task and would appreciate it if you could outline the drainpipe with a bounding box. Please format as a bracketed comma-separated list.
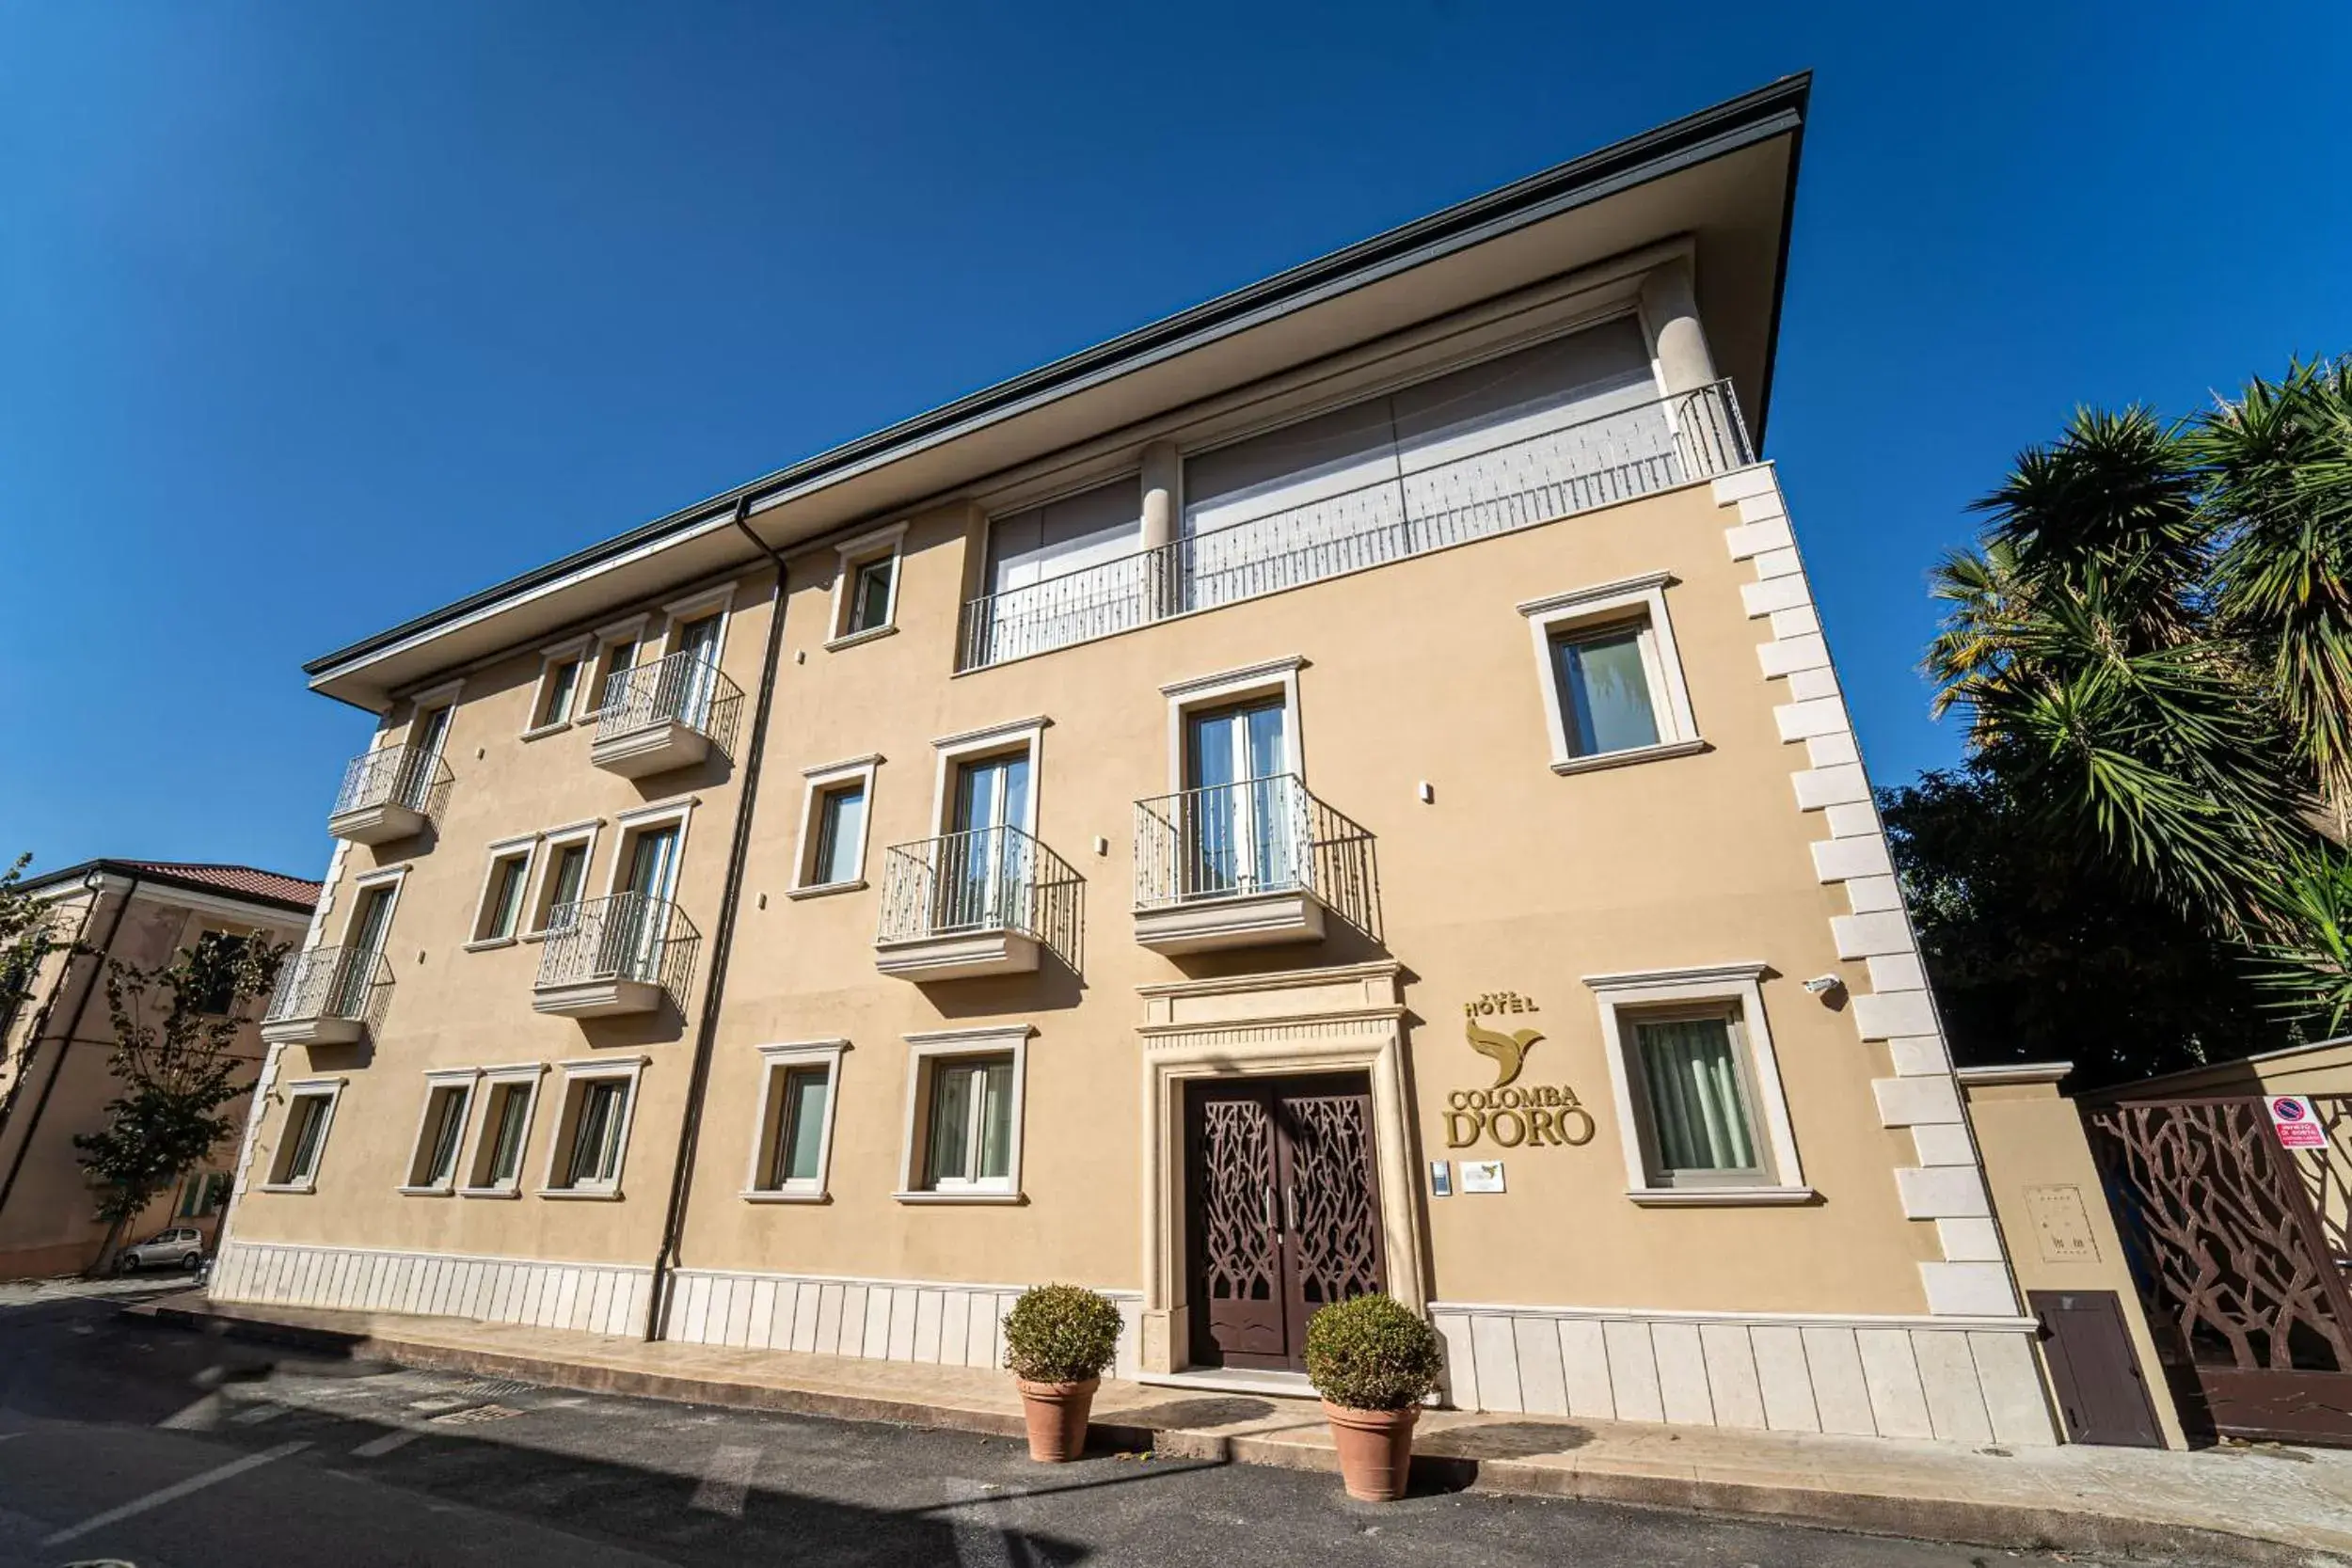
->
[0, 868, 137, 1224]
[645, 497, 791, 1339]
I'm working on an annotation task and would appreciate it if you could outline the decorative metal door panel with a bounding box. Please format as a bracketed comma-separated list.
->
[1186, 1074, 1385, 1370]
[1186, 1087, 1286, 1365]
[2086, 1096, 2352, 1446]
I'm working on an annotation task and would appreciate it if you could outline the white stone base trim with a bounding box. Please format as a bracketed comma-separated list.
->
[1428, 1301, 2055, 1445]
[210, 1240, 651, 1338]
[659, 1265, 1145, 1380]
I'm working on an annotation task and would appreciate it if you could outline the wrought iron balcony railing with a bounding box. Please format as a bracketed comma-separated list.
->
[876, 825, 1084, 971]
[1134, 773, 1380, 941]
[959, 379, 1754, 670]
[596, 650, 742, 755]
[330, 742, 453, 823]
[533, 892, 700, 1008]
[262, 943, 394, 1036]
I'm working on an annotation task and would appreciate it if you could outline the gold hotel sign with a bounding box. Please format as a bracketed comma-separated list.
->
[1448, 999, 1596, 1149]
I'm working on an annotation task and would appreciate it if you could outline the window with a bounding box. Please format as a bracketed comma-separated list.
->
[531, 645, 588, 732]
[791, 758, 881, 895]
[543, 1061, 644, 1196]
[404, 1074, 477, 1193]
[827, 524, 907, 646]
[192, 931, 248, 1016]
[745, 1042, 846, 1199]
[1520, 573, 1700, 773]
[462, 1069, 545, 1195]
[529, 827, 598, 935]
[588, 619, 649, 715]
[1584, 964, 1807, 1206]
[176, 1171, 230, 1218]
[896, 1025, 1029, 1202]
[267, 1082, 344, 1191]
[471, 841, 536, 944]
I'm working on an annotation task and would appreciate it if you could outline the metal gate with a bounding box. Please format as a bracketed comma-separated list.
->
[2084, 1094, 2352, 1445]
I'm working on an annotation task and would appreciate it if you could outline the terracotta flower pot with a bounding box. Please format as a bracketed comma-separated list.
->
[1322, 1400, 1417, 1501]
[1015, 1377, 1099, 1462]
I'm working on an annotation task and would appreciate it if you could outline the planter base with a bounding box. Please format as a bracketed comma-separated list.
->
[1015, 1378, 1099, 1463]
[1322, 1401, 1417, 1501]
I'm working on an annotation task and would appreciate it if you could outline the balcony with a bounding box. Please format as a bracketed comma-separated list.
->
[957, 380, 1753, 670]
[874, 826, 1084, 980]
[1133, 774, 1379, 954]
[590, 651, 743, 779]
[326, 744, 451, 845]
[260, 944, 393, 1047]
[532, 893, 700, 1018]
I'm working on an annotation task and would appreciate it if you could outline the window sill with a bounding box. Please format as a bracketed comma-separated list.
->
[258, 1181, 316, 1196]
[457, 1186, 523, 1200]
[1550, 737, 1708, 776]
[396, 1184, 457, 1197]
[824, 625, 898, 653]
[539, 1186, 624, 1201]
[785, 879, 866, 901]
[519, 930, 551, 944]
[1625, 1184, 1817, 1208]
[892, 1189, 1025, 1205]
[741, 1189, 831, 1204]
[463, 936, 518, 953]
[519, 721, 572, 742]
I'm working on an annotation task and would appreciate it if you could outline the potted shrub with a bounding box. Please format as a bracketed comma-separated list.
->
[1003, 1283, 1123, 1462]
[1304, 1292, 1445, 1501]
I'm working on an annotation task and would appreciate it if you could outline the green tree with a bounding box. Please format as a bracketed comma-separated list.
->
[74, 931, 287, 1274]
[0, 854, 58, 1056]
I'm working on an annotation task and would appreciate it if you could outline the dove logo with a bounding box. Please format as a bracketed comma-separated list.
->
[1466, 1020, 1542, 1088]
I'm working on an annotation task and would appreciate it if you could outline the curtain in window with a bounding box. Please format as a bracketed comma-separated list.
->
[1635, 1017, 1756, 1173]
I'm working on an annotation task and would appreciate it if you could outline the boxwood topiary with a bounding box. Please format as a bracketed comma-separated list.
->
[1304, 1292, 1444, 1412]
[1003, 1284, 1124, 1385]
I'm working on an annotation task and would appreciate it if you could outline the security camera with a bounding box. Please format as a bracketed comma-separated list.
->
[1803, 974, 1845, 996]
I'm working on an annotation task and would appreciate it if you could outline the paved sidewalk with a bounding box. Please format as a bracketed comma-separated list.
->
[133, 1291, 2351, 1565]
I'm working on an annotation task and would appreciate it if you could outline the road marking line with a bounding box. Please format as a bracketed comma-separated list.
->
[230, 1404, 288, 1425]
[41, 1440, 309, 1545]
[689, 1444, 761, 1517]
[351, 1430, 421, 1458]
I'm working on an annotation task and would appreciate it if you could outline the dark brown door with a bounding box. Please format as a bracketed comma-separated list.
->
[2029, 1291, 2165, 1447]
[1186, 1075, 1385, 1370]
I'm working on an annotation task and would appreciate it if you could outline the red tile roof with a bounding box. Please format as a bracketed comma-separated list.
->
[124, 862, 322, 911]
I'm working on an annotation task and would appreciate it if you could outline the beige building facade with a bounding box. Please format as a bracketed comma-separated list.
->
[0, 860, 317, 1278]
[214, 77, 2065, 1445]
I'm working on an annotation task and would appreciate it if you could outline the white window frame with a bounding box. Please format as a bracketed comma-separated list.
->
[262, 1077, 347, 1194]
[658, 583, 737, 666]
[894, 1025, 1031, 1204]
[539, 1055, 649, 1199]
[928, 719, 1047, 838]
[1582, 963, 1809, 1206]
[600, 796, 699, 902]
[525, 635, 594, 737]
[525, 818, 603, 939]
[742, 1039, 850, 1201]
[1519, 573, 1701, 775]
[341, 864, 408, 967]
[403, 678, 464, 750]
[826, 521, 909, 649]
[582, 614, 652, 722]
[466, 835, 541, 950]
[399, 1068, 483, 1195]
[1159, 657, 1307, 795]
[460, 1062, 548, 1197]
[788, 755, 882, 896]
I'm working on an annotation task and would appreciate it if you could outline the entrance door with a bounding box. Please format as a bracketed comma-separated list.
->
[612, 826, 680, 980]
[670, 615, 722, 728]
[331, 882, 396, 1017]
[1185, 1074, 1385, 1370]
[1183, 698, 1295, 899]
[397, 704, 452, 811]
[944, 752, 1030, 931]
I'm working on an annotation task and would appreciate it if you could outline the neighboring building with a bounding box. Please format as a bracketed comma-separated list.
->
[0, 860, 318, 1278]
[215, 76, 2062, 1444]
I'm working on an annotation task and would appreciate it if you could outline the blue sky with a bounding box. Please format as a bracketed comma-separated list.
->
[3, 2, 2345, 880]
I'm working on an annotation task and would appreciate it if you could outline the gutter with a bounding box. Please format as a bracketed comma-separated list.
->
[0, 869, 136, 1220]
[644, 499, 792, 1339]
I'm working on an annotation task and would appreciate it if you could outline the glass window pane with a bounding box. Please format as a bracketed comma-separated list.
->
[545, 659, 580, 724]
[426, 1088, 469, 1185]
[489, 858, 530, 938]
[570, 1082, 622, 1185]
[850, 559, 895, 632]
[926, 1065, 975, 1185]
[1635, 1016, 1758, 1175]
[777, 1069, 829, 1183]
[814, 785, 865, 885]
[977, 1059, 1014, 1180]
[1554, 626, 1660, 756]
[488, 1086, 530, 1185]
[287, 1097, 328, 1180]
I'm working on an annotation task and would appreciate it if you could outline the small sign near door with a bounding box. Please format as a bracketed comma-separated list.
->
[1458, 1160, 1505, 1195]
[2268, 1095, 2330, 1149]
[1428, 1161, 1453, 1197]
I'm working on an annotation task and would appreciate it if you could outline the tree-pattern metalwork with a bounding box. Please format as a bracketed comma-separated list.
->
[1284, 1093, 1382, 1308]
[1199, 1099, 1278, 1304]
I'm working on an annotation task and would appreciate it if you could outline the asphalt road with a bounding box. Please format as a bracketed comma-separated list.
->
[0, 1284, 2165, 1567]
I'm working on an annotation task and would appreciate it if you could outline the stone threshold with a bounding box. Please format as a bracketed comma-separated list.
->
[128, 1291, 2351, 1566]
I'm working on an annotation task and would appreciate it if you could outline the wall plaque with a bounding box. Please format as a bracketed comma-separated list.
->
[2026, 1183, 2101, 1264]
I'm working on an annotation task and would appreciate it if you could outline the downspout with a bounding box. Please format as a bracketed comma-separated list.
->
[645, 497, 790, 1339]
[0, 869, 137, 1220]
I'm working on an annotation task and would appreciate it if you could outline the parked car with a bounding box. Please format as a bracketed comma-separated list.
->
[117, 1227, 205, 1273]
